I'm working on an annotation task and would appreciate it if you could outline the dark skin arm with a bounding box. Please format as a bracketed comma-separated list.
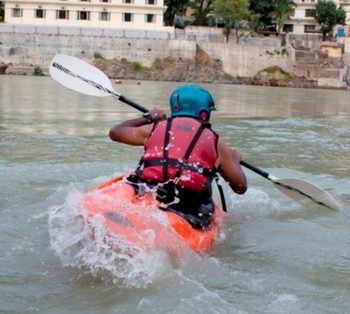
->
[216, 139, 247, 194]
[109, 109, 167, 146]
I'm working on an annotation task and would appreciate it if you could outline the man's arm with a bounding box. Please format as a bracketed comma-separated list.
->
[216, 139, 247, 194]
[109, 109, 166, 146]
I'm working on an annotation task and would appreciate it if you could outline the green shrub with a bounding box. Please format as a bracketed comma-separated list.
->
[224, 73, 234, 80]
[94, 52, 104, 59]
[264, 66, 292, 81]
[132, 62, 143, 73]
[33, 66, 44, 76]
[0, 63, 8, 74]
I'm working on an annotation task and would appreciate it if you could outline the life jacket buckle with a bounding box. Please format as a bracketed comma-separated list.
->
[156, 186, 168, 201]
[156, 181, 176, 203]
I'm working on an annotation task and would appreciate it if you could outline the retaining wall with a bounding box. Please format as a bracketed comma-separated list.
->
[0, 24, 292, 77]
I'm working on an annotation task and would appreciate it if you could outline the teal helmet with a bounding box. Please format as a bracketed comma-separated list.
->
[169, 85, 216, 121]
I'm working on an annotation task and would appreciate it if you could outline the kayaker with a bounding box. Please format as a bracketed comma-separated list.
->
[109, 85, 247, 229]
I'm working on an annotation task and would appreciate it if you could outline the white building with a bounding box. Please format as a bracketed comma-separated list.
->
[286, 0, 319, 34]
[2, 0, 349, 34]
[338, 0, 350, 24]
[3, 0, 172, 31]
[285, 0, 350, 34]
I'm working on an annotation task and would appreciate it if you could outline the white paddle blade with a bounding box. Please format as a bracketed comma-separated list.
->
[49, 54, 115, 97]
[272, 178, 340, 210]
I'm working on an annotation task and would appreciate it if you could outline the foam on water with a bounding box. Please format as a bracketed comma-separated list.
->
[48, 187, 174, 288]
[267, 293, 300, 314]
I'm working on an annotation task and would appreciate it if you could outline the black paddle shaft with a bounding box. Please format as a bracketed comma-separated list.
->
[118, 95, 148, 113]
[240, 160, 270, 179]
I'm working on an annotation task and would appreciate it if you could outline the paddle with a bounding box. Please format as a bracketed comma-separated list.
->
[49, 54, 341, 211]
[49, 54, 147, 113]
[240, 161, 340, 210]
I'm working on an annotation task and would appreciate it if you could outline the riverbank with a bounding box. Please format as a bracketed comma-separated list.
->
[1, 24, 348, 89]
[93, 53, 319, 88]
[0, 24, 298, 88]
[0, 49, 319, 89]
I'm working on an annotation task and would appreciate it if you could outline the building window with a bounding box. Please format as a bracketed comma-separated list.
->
[35, 9, 45, 18]
[283, 24, 293, 33]
[99, 11, 110, 21]
[305, 9, 315, 17]
[123, 0, 134, 3]
[12, 8, 23, 18]
[146, 14, 155, 23]
[100, 0, 110, 2]
[304, 24, 316, 33]
[56, 9, 69, 19]
[123, 13, 133, 22]
[146, 0, 156, 4]
[77, 11, 90, 20]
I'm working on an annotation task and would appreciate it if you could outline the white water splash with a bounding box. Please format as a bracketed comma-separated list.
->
[226, 187, 283, 216]
[48, 188, 172, 288]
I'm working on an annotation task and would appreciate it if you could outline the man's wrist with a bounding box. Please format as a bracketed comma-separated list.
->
[142, 112, 153, 124]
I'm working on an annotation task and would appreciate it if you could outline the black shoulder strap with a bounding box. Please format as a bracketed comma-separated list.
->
[214, 174, 227, 212]
[175, 123, 206, 178]
[184, 123, 206, 160]
[135, 120, 161, 177]
[163, 118, 173, 182]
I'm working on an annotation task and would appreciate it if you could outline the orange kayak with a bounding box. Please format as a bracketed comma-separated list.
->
[81, 176, 225, 255]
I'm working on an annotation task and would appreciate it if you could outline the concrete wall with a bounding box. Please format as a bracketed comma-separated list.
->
[0, 24, 176, 66]
[0, 24, 291, 78]
[343, 37, 350, 53]
[200, 42, 291, 77]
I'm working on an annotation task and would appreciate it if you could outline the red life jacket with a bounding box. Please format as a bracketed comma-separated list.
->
[139, 117, 218, 192]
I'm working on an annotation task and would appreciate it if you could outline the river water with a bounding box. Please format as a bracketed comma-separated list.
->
[1, 75, 349, 314]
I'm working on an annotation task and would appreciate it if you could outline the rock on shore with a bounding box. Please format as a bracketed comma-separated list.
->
[93, 46, 242, 84]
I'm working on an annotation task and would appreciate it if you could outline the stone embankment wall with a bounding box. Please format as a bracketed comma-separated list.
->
[0, 24, 291, 78]
[288, 34, 349, 88]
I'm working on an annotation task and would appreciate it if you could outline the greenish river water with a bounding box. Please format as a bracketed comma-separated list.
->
[1, 76, 349, 313]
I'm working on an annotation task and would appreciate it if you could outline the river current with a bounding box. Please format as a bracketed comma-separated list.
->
[1, 75, 349, 313]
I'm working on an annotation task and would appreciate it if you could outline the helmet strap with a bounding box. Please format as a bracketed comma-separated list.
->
[199, 110, 210, 121]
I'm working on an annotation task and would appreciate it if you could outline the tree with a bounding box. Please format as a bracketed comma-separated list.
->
[164, 0, 190, 26]
[250, 0, 274, 28]
[248, 12, 264, 34]
[213, 0, 250, 43]
[311, 0, 346, 40]
[269, 0, 296, 35]
[190, 0, 214, 26]
[0, 1, 4, 22]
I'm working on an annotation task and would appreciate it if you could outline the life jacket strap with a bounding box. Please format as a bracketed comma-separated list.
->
[162, 118, 173, 182]
[142, 159, 215, 178]
[214, 174, 227, 212]
[175, 123, 206, 178]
